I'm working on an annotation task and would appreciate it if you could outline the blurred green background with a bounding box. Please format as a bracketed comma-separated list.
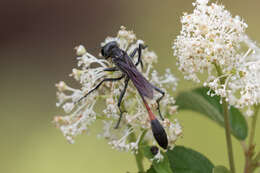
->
[1, 0, 260, 172]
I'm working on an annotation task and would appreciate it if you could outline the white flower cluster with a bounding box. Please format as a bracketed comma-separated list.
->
[54, 26, 181, 154]
[173, 0, 260, 114]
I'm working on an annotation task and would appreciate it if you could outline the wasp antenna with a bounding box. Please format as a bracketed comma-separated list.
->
[150, 119, 168, 149]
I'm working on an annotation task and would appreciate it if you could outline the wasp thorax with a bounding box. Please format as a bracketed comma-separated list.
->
[101, 41, 118, 58]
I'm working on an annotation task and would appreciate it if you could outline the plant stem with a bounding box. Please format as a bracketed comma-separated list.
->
[135, 149, 145, 173]
[249, 105, 260, 148]
[255, 152, 260, 161]
[240, 141, 247, 152]
[135, 130, 147, 173]
[214, 63, 236, 173]
[222, 98, 236, 173]
[244, 105, 260, 173]
[128, 128, 147, 173]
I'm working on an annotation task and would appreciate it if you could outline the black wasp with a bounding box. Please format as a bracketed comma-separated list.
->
[78, 41, 168, 149]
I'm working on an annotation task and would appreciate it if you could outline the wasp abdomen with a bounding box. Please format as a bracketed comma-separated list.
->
[150, 119, 168, 149]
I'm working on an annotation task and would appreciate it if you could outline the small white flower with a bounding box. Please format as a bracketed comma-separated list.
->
[55, 81, 68, 92]
[62, 102, 74, 113]
[75, 45, 86, 56]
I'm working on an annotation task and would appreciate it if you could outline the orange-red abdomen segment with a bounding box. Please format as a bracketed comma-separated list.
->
[143, 99, 156, 121]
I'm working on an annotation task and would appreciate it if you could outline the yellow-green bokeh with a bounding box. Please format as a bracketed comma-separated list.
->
[1, 0, 260, 172]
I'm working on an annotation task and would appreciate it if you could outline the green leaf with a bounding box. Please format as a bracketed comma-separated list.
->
[146, 166, 157, 173]
[141, 146, 173, 173]
[213, 165, 230, 173]
[141, 145, 154, 160]
[152, 153, 173, 173]
[167, 145, 214, 173]
[176, 87, 248, 140]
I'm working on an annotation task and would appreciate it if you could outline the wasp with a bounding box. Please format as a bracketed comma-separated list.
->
[78, 41, 168, 149]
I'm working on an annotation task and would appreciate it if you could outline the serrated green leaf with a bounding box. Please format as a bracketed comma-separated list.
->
[213, 165, 230, 173]
[176, 87, 248, 140]
[167, 146, 214, 173]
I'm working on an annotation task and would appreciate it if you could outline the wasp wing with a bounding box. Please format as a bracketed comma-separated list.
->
[118, 58, 154, 99]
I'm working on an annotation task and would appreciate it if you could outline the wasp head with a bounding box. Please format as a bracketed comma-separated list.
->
[101, 41, 118, 59]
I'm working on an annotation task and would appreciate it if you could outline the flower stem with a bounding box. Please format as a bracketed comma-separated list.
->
[128, 128, 147, 173]
[135, 150, 145, 173]
[222, 98, 236, 173]
[249, 105, 260, 148]
[255, 152, 260, 161]
[244, 104, 260, 173]
[214, 63, 235, 173]
[135, 130, 147, 173]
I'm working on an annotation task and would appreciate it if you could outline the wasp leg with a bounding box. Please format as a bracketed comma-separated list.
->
[152, 85, 165, 121]
[103, 67, 118, 72]
[115, 77, 130, 129]
[130, 44, 147, 68]
[76, 75, 125, 103]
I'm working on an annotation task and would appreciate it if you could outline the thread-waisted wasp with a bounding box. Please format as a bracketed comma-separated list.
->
[77, 41, 168, 149]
